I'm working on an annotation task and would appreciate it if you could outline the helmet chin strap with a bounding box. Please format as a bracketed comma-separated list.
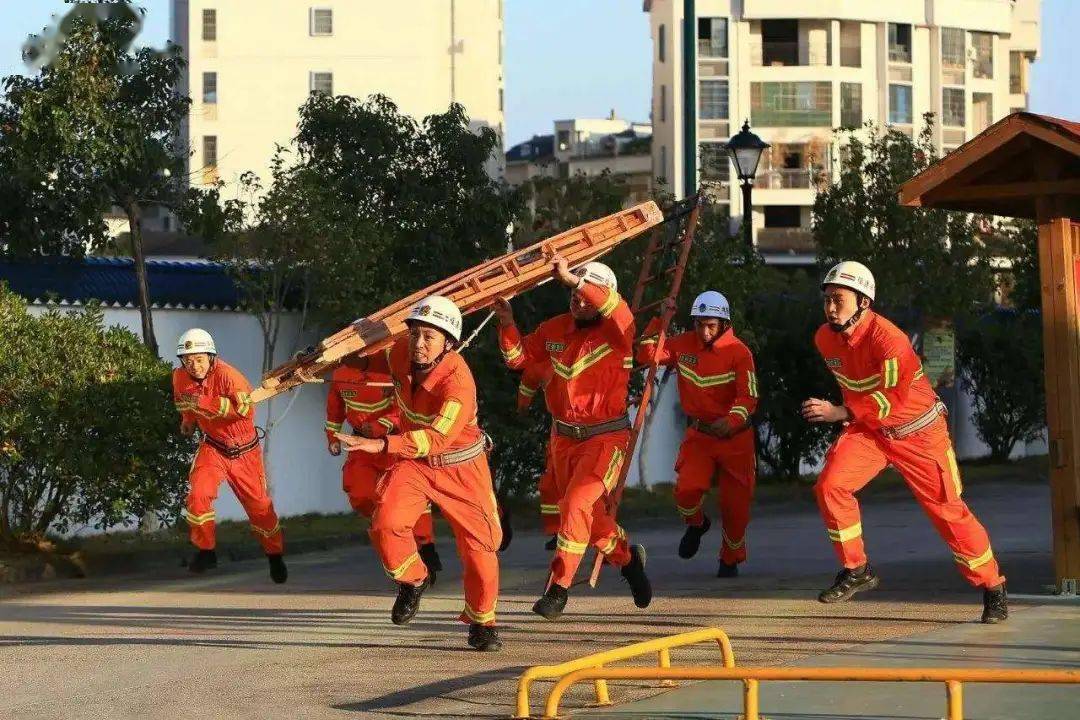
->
[829, 306, 866, 333]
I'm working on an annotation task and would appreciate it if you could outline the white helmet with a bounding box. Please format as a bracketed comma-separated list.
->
[690, 290, 730, 320]
[406, 295, 463, 342]
[573, 261, 618, 292]
[176, 328, 216, 356]
[822, 260, 876, 302]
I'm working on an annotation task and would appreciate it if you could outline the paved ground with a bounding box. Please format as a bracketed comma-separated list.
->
[580, 603, 1080, 719]
[0, 480, 1059, 719]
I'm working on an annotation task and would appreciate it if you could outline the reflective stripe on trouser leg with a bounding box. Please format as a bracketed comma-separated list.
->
[885, 426, 1005, 589]
[718, 456, 755, 565]
[228, 450, 283, 555]
[369, 462, 433, 587]
[814, 428, 887, 570]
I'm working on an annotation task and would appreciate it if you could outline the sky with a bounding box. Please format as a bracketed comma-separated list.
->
[0, 0, 1076, 147]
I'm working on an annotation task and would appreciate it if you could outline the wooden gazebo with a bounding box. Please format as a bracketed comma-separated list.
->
[900, 112, 1080, 593]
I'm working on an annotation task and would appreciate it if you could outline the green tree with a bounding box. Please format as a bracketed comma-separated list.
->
[0, 285, 188, 544]
[0, 3, 189, 355]
[812, 117, 996, 331]
[957, 309, 1045, 462]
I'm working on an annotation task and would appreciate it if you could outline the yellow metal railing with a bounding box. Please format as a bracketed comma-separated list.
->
[541, 665, 1080, 720]
[514, 627, 735, 719]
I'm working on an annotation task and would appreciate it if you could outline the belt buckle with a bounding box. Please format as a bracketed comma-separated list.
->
[572, 425, 585, 440]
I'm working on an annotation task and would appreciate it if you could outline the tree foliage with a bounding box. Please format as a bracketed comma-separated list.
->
[812, 117, 996, 330]
[0, 2, 189, 354]
[0, 285, 188, 543]
[957, 309, 1045, 462]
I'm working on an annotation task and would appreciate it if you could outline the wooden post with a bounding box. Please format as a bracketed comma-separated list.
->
[1036, 195, 1080, 592]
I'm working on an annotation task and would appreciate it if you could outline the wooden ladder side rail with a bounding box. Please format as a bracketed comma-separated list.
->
[250, 201, 664, 403]
[587, 195, 703, 587]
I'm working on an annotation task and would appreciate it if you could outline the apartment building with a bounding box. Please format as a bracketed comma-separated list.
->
[644, 0, 1041, 260]
[171, 0, 505, 199]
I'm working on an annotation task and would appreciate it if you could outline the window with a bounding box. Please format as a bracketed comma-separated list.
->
[889, 84, 913, 124]
[1010, 51, 1024, 94]
[202, 8, 217, 41]
[202, 72, 217, 104]
[557, 130, 570, 151]
[764, 206, 801, 228]
[310, 8, 333, 36]
[888, 23, 911, 63]
[699, 143, 729, 182]
[751, 82, 832, 127]
[941, 28, 964, 69]
[761, 19, 798, 66]
[658, 24, 665, 62]
[310, 72, 333, 95]
[840, 82, 862, 127]
[839, 21, 861, 67]
[973, 92, 993, 132]
[499, 88, 503, 112]
[203, 135, 218, 168]
[941, 27, 965, 85]
[972, 32, 993, 78]
[698, 17, 728, 58]
[699, 79, 728, 120]
[942, 87, 965, 127]
[659, 84, 666, 123]
[659, 145, 667, 181]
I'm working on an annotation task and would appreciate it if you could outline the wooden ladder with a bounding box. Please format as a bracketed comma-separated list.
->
[250, 201, 664, 403]
[587, 194, 704, 587]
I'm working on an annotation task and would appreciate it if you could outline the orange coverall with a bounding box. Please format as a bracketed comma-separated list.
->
[367, 340, 502, 627]
[173, 360, 284, 555]
[637, 317, 759, 565]
[499, 282, 634, 588]
[814, 311, 1004, 588]
[517, 361, 560, 536]
[325, 365, 433, 544]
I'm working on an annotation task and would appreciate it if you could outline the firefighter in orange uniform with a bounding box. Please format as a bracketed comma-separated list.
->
[802, 261, 1008, 623]
[515, 360, 561, 549]
[172, 329, 287, 583]
[325, 359, 442, 581]
[495, 255, 652, 621]
[637, 291, 758, 577]
[336, 296, 503, 651]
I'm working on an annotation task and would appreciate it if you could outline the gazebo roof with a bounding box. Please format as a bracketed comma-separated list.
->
[898, 112, 1080, 220]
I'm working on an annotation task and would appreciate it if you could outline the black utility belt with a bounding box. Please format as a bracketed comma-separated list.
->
[553, 415, 631, 441]
[202, 434, 260, 459]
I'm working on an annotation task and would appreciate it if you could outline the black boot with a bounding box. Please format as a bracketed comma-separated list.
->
[498, 503, 513, 552]
[391, 577, 429, 625]
[267, 553, 288, 584]
[544, 535, 558, 551]
[418, 543, 442, 586]
[818, 565, 879, 603]
[467, 623, 503, 652]
[532, 584, 569, 621]
[188, 549, 217, 574]
[621, 544, 652, 609]
[982, 583, 1008, 624]
[678, 516, 711, 559]
[716, 559, 739, 578]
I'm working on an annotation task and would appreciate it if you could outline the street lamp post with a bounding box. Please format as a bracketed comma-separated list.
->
[727, 120, 769, 247]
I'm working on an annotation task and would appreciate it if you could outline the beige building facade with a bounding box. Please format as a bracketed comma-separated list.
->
[171, 0, 505, 198]
[644, 0, 1041, 259]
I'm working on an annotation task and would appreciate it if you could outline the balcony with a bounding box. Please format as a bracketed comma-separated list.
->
[697, 39, 727, 58]
[756, 227, 815, 254]
[752, 108, 832, 127]
[888, 47, 912, 64]
[755, 168, 827, 190]
[753, 40, 830, 67]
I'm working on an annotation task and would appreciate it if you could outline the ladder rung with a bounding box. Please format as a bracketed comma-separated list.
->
[634, 298, 666, 315]
[643, 266, 677, 284]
